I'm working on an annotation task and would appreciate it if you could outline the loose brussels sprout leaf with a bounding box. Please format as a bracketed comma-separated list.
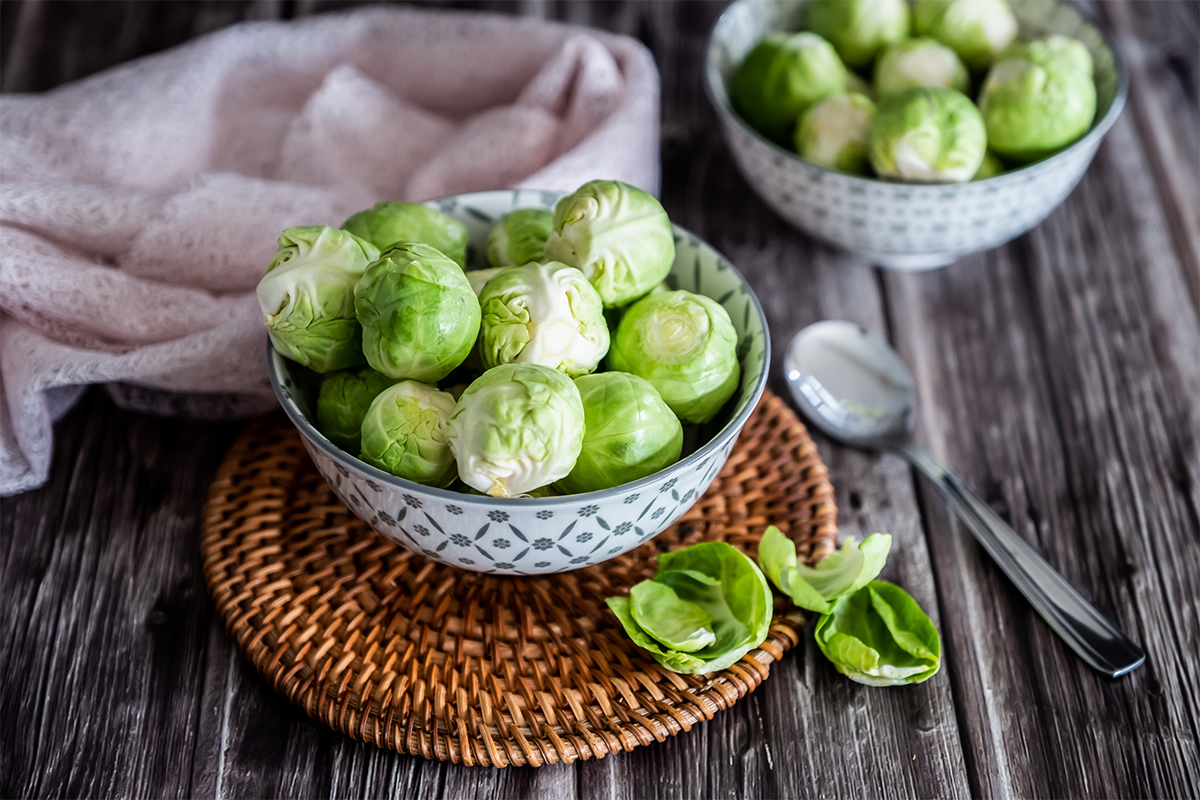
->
[814, 581, 941, 686]
[608, 290, 740, 424]
[979, 36, 1097, 163]
[477, 262, 609, 377]
[913, 0, 1018, 71]
[868, 87, 986, 183]
[630, 581, 716, 652]
[794, 92, 876, 175]
[758, 526, 892, 614]
[486, 208, 553, 268]
[973, 149, 1005, 179]
[874, 37, 970, 95]
[359, 381, 457, 487]
[542, 180, 675, 308]
[342, 202, 469, 268]
[316, 366, 395, 453]
[556, 372, 683, 494]
[607, 542, 773, 675]
[354, 242, 481, 383]
[729, 32, 849, 145]
[808, 0, 910, 69]
[446, 363, 584, 497]
[257, 226, 379, 373]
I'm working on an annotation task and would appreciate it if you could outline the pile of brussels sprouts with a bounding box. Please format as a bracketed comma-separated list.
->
[257, 180, 744, 499]
[729, 0, 1098, 181]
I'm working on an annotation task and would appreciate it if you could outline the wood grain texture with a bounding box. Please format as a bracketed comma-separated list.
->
[1, 0, 1197, 798]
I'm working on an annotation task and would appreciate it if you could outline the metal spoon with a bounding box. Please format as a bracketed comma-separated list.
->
[783, 320, 1145, 678]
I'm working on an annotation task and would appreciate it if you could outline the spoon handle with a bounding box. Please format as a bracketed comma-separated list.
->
[896, 442, 1145, 678]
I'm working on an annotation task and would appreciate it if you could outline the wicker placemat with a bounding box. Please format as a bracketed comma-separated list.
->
[200, 388, 837, 767]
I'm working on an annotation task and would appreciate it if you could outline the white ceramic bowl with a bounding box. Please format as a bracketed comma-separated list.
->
[267, 189, 770, 576]
[705, 0, 1127, 270]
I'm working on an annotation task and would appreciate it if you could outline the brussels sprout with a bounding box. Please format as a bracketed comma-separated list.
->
[979, 36, 1097, 162]
[868, 87, 987, 183]
[758, 526, 892, 614]
[354, 242, 481, 383]
[486, 208, 553, 267]
[446, 363, 585, 497]
[808, 0, 911, 69]
[913, 0, 1018, 71]
[359, 381, 457, 487]
[542, 180, 675, 308]
[256, 226, 379, 373]
[606, 541, 773, 674]
[477, 262, 609, 377]
[794, 93, 876, 175]
[729, 32, 849, 145]
[316, 367, 395, 452]
[556, 372, 683, 494]
[608, 290, 740, 425]
[342, 202, 469, 268]
[874, 37, 970, 95]
[814, 581, 941, 686]
[973, 149, 1005, 179]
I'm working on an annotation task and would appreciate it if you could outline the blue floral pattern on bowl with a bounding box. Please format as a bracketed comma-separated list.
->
[268, 189, 770, 575]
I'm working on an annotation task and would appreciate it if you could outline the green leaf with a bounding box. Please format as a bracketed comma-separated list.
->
[630, 581, 715, 652]
[814, 581, 941, 686]
[758, 526, 892, 614]
[606, 542, 773, 675]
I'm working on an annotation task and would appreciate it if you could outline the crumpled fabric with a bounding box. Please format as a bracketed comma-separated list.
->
[0, 5, 660, 495]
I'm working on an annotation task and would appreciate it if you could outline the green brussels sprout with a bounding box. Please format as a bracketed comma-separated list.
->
[446, 363, 585, 497]
[913, 0, 1018, 71]
[477, 262, 609, 377]
[794, 93, 877, 175]
[608, 290, 740, 425]
[874, 37, 970, 95]
[354, 242, 481, 383]
[485, 208, 553, 267]
[979, 36, 1097, 162]
[814, 581, 941, 686]
[342, 202, 469, 268]
[808, 0, 911, 69]
[729, 32, 849, 145]
[542, 180, 675, 308]
[868, 87, 987, 182]
[973, 149, 1005, 179]
[316, 367, 395, 452]
[257, 226, 379, 373]
[556, 372, 684, 494]
[359, 381, 458, 487]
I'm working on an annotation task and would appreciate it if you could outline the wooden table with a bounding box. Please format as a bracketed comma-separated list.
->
[2, 1, 1197, 797]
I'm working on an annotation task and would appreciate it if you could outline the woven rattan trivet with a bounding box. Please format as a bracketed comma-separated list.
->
[200, 388, 837, 767]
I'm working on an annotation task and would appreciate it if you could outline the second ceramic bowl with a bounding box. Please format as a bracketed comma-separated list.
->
[705, 0, 1127, 270]
[267, 189, 770, 576]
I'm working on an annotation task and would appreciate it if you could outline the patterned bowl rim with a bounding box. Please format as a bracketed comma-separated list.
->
[265, 190, 772, 508]
[703, 0, 1129, 187]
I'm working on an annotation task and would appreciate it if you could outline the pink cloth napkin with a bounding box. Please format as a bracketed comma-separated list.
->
[0, 6, 660, 495]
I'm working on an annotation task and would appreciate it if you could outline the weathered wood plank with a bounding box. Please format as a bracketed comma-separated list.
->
[884, 99, 1200, 798]
[1100, 0, 1200, 309]
[0, 392, 241, 798]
